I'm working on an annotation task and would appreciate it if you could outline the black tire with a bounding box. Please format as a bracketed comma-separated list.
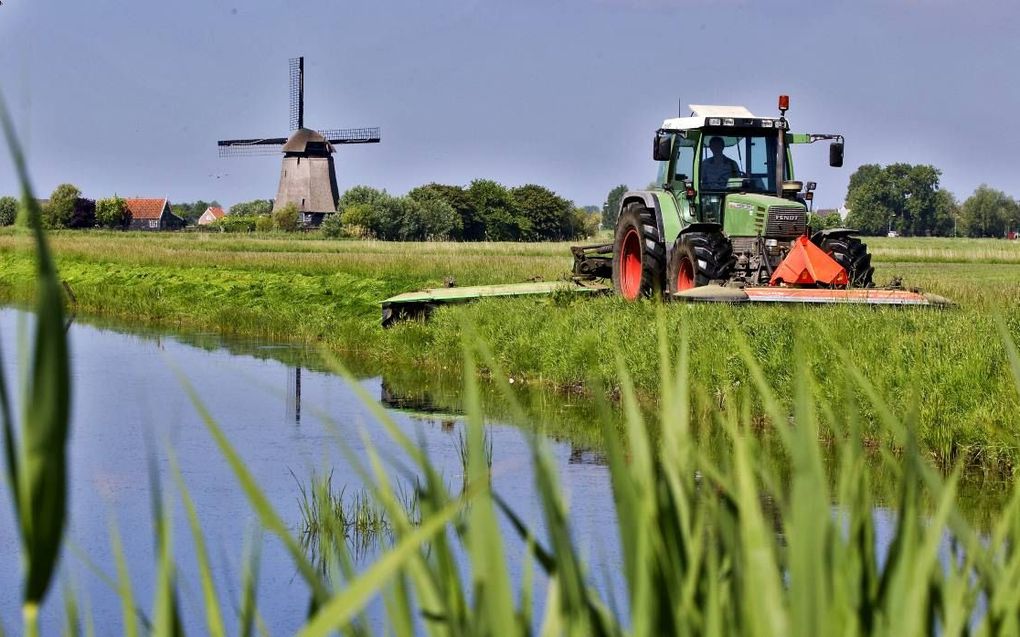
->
[667, 231, 734, 296]
[819, 235, 874, 287]
[611, 202, 666, 300]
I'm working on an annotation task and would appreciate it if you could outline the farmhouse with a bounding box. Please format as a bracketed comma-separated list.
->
[124, 198, 185, 231]
[197, 206, 226, 226]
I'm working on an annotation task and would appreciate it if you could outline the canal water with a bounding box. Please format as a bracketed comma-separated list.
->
[0, 307, 1011, 634]
[0, 308, 620, 634]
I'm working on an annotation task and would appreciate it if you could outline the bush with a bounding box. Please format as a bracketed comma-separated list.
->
[209, 215, 258, 233]
[339, 203, 377, 238]
[511, 184, 574, 241]
[406, 189, 462, 241]
[468, 179, 527, 241]
[408, 183, 476, 240]
[95, 196, 130, 229]
[272, 203, 301, 232]
[320, 212, 344, 238]
[0, 196, 17, 226]
[570, 206, 600, 239]
[254, 215, 274, 232]
[68, 198, 96, 229]
[44, 183, 81, 229]
[229, 199, 274, 217]
[337, 185, 387, 213]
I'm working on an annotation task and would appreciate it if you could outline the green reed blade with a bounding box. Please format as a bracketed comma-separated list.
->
[169, 452, 226, 637]
[0, 92, 72, 625]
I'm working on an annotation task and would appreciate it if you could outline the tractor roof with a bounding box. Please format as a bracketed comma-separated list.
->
[661, 104, 784, 132]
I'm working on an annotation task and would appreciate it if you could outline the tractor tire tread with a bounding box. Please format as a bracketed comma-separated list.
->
[668, 230, 735, 294]
[612, 203, 665, 298]
[820, 236, 875, 287]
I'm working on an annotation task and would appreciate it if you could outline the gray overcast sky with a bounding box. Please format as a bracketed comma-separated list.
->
[1, 0, 1017, 210]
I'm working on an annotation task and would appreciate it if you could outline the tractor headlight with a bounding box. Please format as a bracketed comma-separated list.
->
[761, 120, 774, 128]
[723, 118, 735, 126]
[708, 118, 721, 126]
[765, 239, 778, 247]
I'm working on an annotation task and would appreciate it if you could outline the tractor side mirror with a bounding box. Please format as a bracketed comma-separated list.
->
[829, 142, 844, 168]
[653, 133, 672, 162]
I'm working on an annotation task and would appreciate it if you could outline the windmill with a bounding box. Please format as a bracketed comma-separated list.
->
[218, 57, 381, 226]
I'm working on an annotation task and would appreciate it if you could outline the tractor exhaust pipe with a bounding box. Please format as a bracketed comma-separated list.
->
[776, 94, 789, 197]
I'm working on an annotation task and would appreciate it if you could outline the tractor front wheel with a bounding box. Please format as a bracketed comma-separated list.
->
[667, 231, 734, 296]
[612, 203, 665, 300]
[819, 235, 874, 287]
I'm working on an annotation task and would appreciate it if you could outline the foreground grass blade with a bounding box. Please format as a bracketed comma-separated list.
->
[462, 346, 517, 635]
[170, 452, 226, 637]
[0, 91, 72, 634]
[108, 520, 139, 637]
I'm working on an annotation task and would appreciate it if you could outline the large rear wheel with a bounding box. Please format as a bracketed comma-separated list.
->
[667, 231, 734, 296]
[819, 235, 874, 287]
[612, 203, 665, 300]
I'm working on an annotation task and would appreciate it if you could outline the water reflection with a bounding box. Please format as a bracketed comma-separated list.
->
[0, 307, 624, 635]
[287, 366, 302, 423]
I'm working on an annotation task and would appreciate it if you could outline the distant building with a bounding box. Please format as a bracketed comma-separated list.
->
[124, 198, 185, 231]
[197, 206, 226, 226]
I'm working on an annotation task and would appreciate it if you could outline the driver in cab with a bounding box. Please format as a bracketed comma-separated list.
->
[701, 136, 742, 189]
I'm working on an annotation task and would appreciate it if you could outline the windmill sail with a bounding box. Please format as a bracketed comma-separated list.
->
[318, 128, 382, 144]
[289, 57, 304, 131]
[217, 138, 288, 157]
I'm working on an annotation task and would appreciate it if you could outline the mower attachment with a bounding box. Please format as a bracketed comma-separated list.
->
[673, 284, 951, 306]
[770, 235, 849, 286]
[381, 280, 611, 327]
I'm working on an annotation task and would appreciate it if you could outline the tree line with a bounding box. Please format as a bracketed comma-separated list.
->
[599, 165, 1020, 238]
[845, 164, 1020, 237]
[320, 180, 598, 241]
[0, 184, 134, 229]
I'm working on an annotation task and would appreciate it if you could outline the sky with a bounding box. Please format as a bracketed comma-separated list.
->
[0, 0, 1018, 210]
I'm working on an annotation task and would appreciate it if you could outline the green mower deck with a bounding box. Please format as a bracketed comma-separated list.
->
[381, 280, 611, 327]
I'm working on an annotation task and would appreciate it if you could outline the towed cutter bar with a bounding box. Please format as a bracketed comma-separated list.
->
[381, 280, 611, 327]
[673, 285, 951, 306]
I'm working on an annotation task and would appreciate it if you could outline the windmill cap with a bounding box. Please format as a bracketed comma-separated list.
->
[283, 128, 333, 153]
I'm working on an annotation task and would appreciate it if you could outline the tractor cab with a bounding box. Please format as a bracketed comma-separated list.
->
[644, 100, 847, 288]
[653, 104, 828, 225]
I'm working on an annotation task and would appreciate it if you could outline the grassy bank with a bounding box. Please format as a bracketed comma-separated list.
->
[2, 229, 1020, 469]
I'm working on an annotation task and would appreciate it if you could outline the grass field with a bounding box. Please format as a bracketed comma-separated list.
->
[1, 228, 1019, 469]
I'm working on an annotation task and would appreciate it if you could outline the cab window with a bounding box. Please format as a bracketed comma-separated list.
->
[674, 134, 698, 183]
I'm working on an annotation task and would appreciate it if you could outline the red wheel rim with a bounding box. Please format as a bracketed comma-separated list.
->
[676, 256, 695, 291]
[620, 228, 642, 299]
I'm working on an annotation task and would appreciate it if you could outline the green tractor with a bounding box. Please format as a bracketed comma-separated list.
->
[381, 96, 947, 326]
[573, 96, 898, 305]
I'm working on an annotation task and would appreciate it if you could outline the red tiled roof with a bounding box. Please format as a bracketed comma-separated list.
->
[124, 198, 168, 220]
[206, 206, 225, 219]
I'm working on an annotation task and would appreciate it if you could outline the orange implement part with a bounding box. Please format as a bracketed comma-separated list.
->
[770, 235, 848, 287]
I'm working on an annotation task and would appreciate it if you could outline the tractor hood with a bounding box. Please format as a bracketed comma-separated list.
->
[722, 193, 807, 238]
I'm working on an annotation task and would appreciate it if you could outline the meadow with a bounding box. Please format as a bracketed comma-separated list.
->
[1, 229, 1020, 469]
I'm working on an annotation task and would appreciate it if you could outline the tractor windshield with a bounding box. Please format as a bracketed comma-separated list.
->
[699, 130, 785, 193]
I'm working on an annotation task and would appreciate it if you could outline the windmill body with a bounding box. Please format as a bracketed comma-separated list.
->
[218, 57, 380, 227]
[275, 129, 339, 226]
